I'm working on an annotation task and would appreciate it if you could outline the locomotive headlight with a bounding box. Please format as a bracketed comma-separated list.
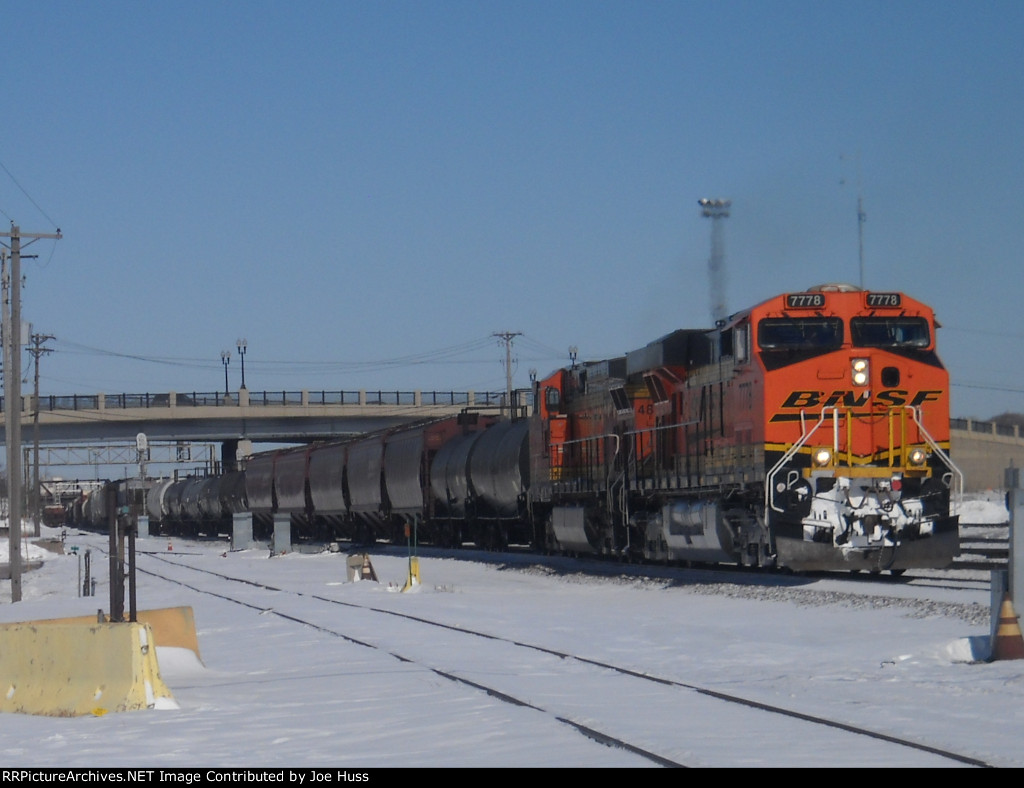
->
[812, 448, 833, 467]
[851, 358, 870, 386]
[907, 448, 928, 466]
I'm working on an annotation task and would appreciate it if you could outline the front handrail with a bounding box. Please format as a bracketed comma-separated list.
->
[765, 408, 836, 514]
[906, 405, 964, 506]
[766, 405, 964, 515]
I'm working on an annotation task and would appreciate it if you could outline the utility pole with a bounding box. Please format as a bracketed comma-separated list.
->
[1, 224, 61, 602]
[28, 330, 54, 537]
[492, 331, 522, 416]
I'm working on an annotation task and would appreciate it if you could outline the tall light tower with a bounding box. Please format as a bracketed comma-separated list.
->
[841, 152, 867, 288]
[699, 198, 731, 325]
[857, 193, 866, 289]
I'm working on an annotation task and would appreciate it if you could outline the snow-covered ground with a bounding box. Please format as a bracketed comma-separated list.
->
[956, 488, 1011, 525]
[0, 494, 1019, 768]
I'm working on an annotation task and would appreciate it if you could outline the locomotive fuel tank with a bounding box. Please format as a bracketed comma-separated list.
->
[550, 506, 596, 553]
[638, 501, 735, 564]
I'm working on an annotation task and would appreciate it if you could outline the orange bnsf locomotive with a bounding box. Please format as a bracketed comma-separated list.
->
[529, 283, 961, 574]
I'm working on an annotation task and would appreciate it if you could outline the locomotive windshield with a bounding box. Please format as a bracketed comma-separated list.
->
[758, 318, 843, 351]
[850, 317, 930, 349]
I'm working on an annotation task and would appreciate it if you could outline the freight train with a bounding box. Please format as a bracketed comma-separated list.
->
[73, 283, 962, 574]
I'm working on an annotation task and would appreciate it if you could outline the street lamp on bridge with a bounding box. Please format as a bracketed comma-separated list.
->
[237, 338, 248, 390]
[221, 350, 230, 396]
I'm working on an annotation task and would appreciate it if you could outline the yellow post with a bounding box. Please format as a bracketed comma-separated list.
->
[402, 556, 421, 592]
[402, 521, 420, 592]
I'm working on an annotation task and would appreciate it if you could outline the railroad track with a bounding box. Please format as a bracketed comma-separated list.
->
[130, 549, 995, 768]
[956, 521, 1010, 571]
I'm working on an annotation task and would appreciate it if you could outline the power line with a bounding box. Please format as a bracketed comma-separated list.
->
[0, 158, 61, 230]
[953, 382, 1024, 395]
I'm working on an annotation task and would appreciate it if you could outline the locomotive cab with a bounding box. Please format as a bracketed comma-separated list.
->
[756, 284, 961, 572]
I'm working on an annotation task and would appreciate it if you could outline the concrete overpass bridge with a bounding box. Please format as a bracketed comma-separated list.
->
[0, 387, 517, 474]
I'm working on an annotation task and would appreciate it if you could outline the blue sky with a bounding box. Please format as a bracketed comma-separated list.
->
[1, 0, 1021, 420]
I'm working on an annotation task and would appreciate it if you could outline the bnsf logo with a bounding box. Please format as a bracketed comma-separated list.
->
[781, 390, 944, 408]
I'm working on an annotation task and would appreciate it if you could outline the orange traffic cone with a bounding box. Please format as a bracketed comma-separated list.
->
[992, 593, 1024, 661]
[167, 540, 173, 552]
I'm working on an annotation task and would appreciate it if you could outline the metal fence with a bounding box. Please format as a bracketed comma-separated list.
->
[17, 390, 509, 412]
[950, 418, 1022, 438]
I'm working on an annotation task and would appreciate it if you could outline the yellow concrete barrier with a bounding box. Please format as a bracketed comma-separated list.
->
[135, 607, 202, 662]
[30, 606, 202, 662]
[0, 621, 177, 717]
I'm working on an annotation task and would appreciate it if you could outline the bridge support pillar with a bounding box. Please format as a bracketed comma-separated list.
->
[272, 514, 291, 556]
[232, 513, 255, 551]
[221, 440, 239, 473]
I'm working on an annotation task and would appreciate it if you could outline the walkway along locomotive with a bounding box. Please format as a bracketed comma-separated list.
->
[87, 283, 961, 575]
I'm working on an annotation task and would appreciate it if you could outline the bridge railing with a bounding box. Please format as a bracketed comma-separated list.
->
[15, 389, 510, 412]
[951, 418, 1022, 439]
[38, 394, 100, 410]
